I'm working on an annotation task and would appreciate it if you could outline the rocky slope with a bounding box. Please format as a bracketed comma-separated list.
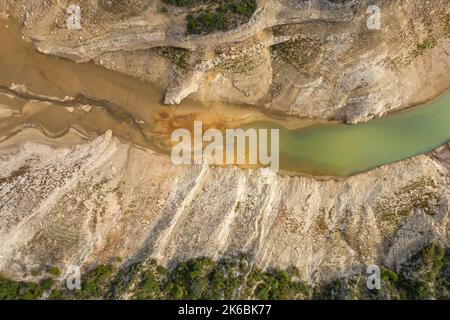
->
[2, 0, 449, 123]
[0, 129, 448, 285]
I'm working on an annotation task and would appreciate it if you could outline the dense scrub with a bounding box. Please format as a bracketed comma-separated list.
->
[0, 276, 53, 300]
[315, 243, 449, 300]
[162, 0, 257, 34]
[1, 243, 448, 300]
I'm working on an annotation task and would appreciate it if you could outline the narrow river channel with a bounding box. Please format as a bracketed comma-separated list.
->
[1, 17, 449, 177]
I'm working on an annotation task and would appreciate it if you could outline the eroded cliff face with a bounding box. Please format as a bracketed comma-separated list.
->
[0, 129, 448, 285]
[1, 0, 449, 123]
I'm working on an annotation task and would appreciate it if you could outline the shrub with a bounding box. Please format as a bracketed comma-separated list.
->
[183, 0, 257, 35]
[48, 266, 61, 277]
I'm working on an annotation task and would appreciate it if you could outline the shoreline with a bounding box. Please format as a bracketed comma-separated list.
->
[0, 119, 448, 183]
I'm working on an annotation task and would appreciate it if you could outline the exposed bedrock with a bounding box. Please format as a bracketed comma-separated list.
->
[2, 0, 449, 123]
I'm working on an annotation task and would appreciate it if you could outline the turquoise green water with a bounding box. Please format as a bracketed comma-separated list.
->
[247, 91, 450, 177]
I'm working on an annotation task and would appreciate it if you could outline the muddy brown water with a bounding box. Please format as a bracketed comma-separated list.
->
[0, 17, 319, 155]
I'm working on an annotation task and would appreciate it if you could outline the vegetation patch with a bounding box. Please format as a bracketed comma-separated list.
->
[0, 275, 53, 300]
[398, 243, 449, 299]
[374, 177, 440, 226]
[162, 0, 257, 34]
[48, 266, 61, 277]
[272, 38, 320, 73]
[315, 243, 449, 300]
[157, 47, 191, 70]
[412, 36, 437, 58]
[1, 243, 448, 300]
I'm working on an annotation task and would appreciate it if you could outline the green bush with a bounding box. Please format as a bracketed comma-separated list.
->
[183, 0, 257, 35]
[78, 265, 116, 299]
[0, 275, 19, 300]
[0, 275, 53, 300]
[187, 11, 230, 34]
[48, 266, 61, 277]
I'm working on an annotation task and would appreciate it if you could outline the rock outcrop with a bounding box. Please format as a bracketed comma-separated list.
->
[2, 0, 449, 123]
